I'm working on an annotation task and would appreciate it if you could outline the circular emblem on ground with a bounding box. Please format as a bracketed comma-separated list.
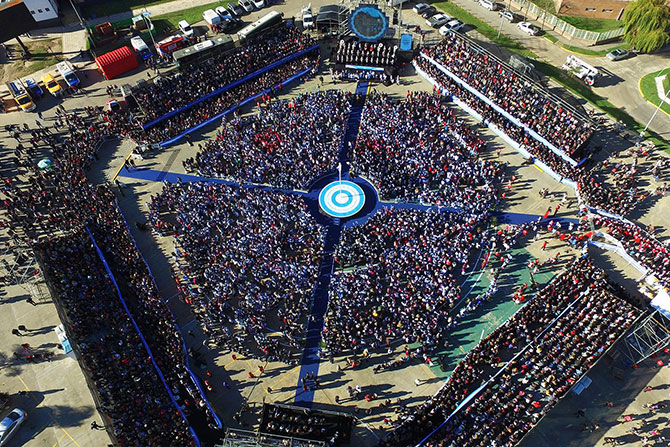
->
[319, 180, 366, 218]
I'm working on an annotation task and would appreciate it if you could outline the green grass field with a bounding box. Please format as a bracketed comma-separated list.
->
[559, 16, 622, 33]
[82, 0, 186, 19]
[639, 69, 670, 116]
[562, 44, 628, 57]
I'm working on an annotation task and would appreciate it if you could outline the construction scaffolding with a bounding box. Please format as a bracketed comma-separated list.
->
[621, 310, 670, 364]
[0, 240, 48, 302]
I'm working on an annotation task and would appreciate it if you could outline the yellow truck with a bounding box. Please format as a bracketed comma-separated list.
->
[6, 80, 36, 112]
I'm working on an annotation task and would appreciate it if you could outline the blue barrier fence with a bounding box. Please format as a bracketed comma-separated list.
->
[142, 44, 320, 131]
[84, 226, 201, 447]
[420, 53, 579, 167]
[159, 65, 315, 147]
[113, 201, 223, 430]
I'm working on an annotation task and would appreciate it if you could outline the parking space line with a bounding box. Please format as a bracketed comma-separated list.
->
[51, 432, 67, 447]
[17, 375, 31, 392]
[62, 428, 81, 447]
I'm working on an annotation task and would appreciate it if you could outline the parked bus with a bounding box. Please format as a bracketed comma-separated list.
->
[5, 80, 35, 112]
[237, 11, 283, 41]
[173, 35, 234, 69]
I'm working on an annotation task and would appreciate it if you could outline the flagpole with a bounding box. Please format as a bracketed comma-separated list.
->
[338, 162, 342, 192]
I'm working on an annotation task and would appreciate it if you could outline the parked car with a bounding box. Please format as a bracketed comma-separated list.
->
[479, 0, 499, 11]
[178, 19, 195, 37]
[227, 2, 244, 16]
[420, 6, 437, 18]
[439, 19, 465, 35]
[426, 13, 451, 28]
[413, 3, 431, 14]
[41, 73, 62, 96]
[517, 21, 540, 35]
[499, 9, 520, 22]
[239, 0, 254, 13]
[606, 48, 630, 61]
[302, 4, 314, 29]
[0, 408, 26, 447]
[251, 0, 265, 9]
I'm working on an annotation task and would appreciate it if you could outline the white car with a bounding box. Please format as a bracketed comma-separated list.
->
[239, 0, 254, 13]
[251, 0, 265, 9]
[426, 13, 451, 28]
[0, 408, 26, 446]
[517, 21, 540, 35]
[439, 19, 465, 35]
[413, 3, 431, 14]
[178, 19, 195, 38]
[479, 0, 499, 11]
[302, 4, 314, 29]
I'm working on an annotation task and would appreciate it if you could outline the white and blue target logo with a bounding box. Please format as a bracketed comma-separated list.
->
[319, 181, 366, 218]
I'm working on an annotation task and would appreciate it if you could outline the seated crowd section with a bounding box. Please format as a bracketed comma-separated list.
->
[422, 33, 593, 158]
[184, 90, 351, 189]
[260, 404, 353, 444]
[351, 92, 502, 211]
[379, 257, 641, 447]
[149, 182, 325, 362]
[414, 32, 645, 218]
[136, 26, 317, 124]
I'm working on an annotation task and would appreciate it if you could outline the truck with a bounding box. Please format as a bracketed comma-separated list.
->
[130, 36, 153, 60]
[155, 35, 188, 57]
[56, 61, 81, 90]
[562, 55, 600, 86]
[5, 80, 35, 112]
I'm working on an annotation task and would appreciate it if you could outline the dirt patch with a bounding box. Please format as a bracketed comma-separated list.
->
[0, 38, 64, 83]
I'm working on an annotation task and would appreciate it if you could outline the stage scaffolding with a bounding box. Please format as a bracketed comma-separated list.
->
[621, 310, 670, 364]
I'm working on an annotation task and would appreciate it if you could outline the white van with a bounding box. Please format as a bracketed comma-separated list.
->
[178, 20, 195, 38]
[203, 9, 221, 25]
[130, 36, 152, 60]
[56, 61, 80, 89]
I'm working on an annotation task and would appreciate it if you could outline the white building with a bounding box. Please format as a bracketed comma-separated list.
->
[24, 0, 58, 25]
[0, 0, 59, 27]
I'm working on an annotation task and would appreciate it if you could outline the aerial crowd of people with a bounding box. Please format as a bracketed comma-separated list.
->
[136, 26, 317, 123]
[149, 182, 324, 361]
[185, 90, 351, 189]
[380, 257, 641, 446]
[352, 92, 503, 211]
[414, 33, 653, 218]
[0, 16, 666, 447]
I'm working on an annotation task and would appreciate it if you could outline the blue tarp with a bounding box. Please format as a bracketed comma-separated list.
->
[142, 44, 319, 130]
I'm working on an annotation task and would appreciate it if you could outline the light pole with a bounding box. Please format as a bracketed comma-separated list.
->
[640, 85, 670, 138]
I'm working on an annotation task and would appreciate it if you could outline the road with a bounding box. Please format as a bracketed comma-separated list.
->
[445, 0, 670, 138]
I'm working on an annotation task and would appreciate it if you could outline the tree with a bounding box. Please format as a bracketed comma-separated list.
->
[623, 0, 670, 53]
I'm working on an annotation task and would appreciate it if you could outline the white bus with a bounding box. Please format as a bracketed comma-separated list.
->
[237, 11, 283, 41]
